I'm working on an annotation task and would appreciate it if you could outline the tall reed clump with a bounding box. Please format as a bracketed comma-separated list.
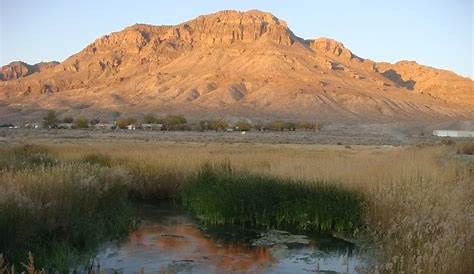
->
[0, 145, 135, 271]
[0, 144, 57, 171]
[180, 163, 365, 234]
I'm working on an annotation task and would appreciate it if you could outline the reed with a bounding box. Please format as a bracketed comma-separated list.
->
[0, 146, 135, 271]
[0, 141, 472, 273]
[181, 163, 365, 234]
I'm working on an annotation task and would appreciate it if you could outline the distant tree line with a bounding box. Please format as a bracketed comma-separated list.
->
[40, 110, 322, 132]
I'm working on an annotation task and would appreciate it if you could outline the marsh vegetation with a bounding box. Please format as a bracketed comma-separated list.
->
[0, 141, 472, 273]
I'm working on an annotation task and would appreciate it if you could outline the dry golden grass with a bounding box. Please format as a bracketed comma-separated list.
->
[2, 140, 473, 273]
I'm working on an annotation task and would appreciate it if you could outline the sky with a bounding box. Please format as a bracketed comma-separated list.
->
[1, 0, 472, 77]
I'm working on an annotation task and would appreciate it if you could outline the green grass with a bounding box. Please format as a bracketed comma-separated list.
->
[180, 163, 365, 234]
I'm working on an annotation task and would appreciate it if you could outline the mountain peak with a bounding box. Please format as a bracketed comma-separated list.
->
[308, 37, 355, 59]
[175, 9, 294, 46]
[0, 61, 58, 81]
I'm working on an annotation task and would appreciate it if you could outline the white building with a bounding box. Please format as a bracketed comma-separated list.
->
[433, 130, 474, 138]
[142, 123, 163, 130]
[95, 123, 115, 130]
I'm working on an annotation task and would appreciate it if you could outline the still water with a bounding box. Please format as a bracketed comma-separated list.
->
[81, 204, 370, 274]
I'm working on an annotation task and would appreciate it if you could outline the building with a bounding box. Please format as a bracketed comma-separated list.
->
[57, 123, 73, 129]
[433, 130, 474, 138]
[142, 123, 163, 130]
[23, 122, 41, 129]
[126, 124, 137, 130]
[95, 123, 116, 130]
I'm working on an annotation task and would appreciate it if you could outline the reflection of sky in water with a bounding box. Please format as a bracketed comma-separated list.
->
[88, 206, 368, 274]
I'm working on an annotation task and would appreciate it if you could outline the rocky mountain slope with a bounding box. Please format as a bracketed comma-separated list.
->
[0, 61, 59, 81]
[0, 10, 472, 123]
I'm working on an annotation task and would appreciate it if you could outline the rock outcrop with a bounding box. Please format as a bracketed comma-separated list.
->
[0, 61, 59, 81]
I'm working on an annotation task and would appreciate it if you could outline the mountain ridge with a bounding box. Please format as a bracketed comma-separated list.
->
[1, 9, 472, 122]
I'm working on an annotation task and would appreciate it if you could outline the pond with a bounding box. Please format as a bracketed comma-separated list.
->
[77, 204, 372, 274]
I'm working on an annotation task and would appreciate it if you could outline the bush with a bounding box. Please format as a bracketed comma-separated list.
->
[162, 115, 187, 130]
[116, 117, 137, 129]
[235, 121, 252, 131]
[456, 142, 474, 155]
[269, 121, 285, 131]
[143, 113, 158, 124]
[89, 118, 100, 125]
[298, 121, 322, 131]
[440, 139, 455, 146]
[72, 117, 89, 129]
[62, 117, 74, 123]
[284, 122, 296, 131]
[199, 119, 227, 131]
[42, 110, 59, 128]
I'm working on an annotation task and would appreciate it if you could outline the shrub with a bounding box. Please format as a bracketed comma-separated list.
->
[456, 142, 474, 155]
[89, 118, 100, 125]
[42, 110, 59, 128]
[62, 117, 74, 123]
[162, 115, 187, 130]
[116, 117, 137, 129]
[198, 120, 211, 131]
[298, 121, 321, 131]
[440, 138, 455, 146]
[268, 121, 285, 131]
[210, 119, 228, 131]
[284, 122, 296, 131]
[235, 121, 252, 131]
[72, 117, 89, 129]
[198, 119, 227, 131]
[143, 113, 158, 124]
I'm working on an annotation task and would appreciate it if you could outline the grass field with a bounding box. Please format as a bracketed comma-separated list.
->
[0, 140, 472, 273]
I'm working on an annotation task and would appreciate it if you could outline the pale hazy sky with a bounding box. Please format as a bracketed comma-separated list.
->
[1, 0, 472, 77]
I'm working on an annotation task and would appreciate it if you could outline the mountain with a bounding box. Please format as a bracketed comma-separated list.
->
[0, 61, 59, 81]
[0, 10, 472, 123]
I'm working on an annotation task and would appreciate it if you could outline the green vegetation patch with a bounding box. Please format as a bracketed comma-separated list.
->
[181, 164, 365, 235]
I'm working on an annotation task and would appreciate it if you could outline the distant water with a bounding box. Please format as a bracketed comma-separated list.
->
[76, 204, 371, 274]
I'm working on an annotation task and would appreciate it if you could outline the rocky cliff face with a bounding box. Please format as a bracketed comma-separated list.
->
[0, 10, 472, 122]
[0, 61, 59, 81]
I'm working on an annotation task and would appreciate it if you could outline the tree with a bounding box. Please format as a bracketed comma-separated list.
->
[42, 110, 59, 128]
[111, 111, 121, 120]
[89, 118, 100, 125]
[62, 116, 73, 123]
[199, 120, 210, 131]
[162, 115, 187, 130]
[143, 113, 157, 124]
[73, 117, 89, 129]
[284, 122, 296, 131]
[116, 117, 137, 129]
[297, 121, 322, 131]
[210, 119, 228, 131]
[235, 120, 252, 131]
[269, 121, 285, 131]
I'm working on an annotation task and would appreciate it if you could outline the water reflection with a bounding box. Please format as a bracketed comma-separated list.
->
[87, 204, 367, 274]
